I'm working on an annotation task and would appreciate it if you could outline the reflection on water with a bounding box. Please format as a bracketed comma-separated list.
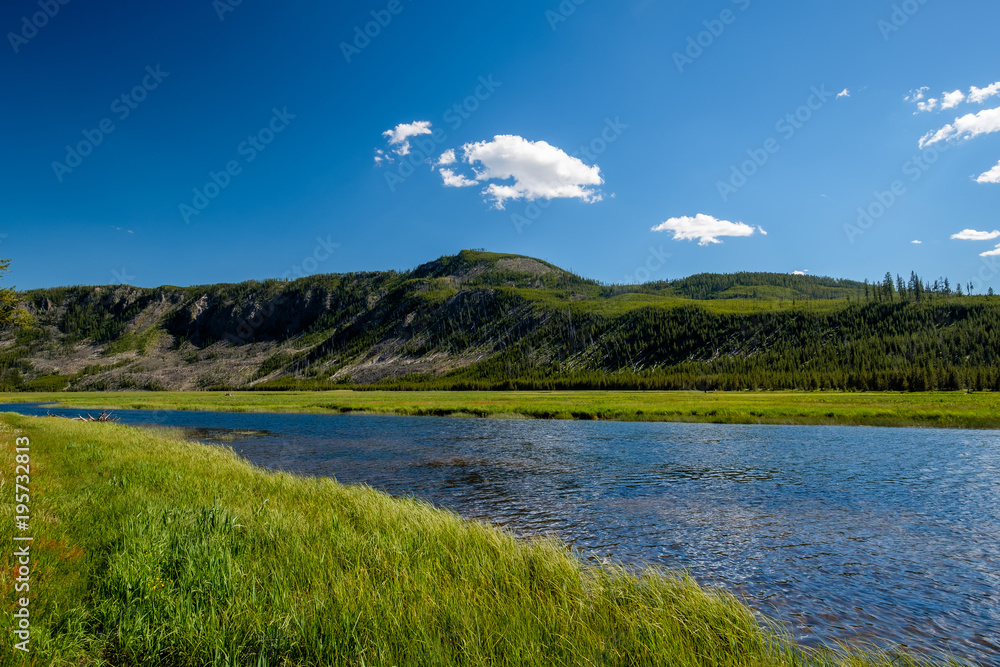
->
[4, 403, 998, 665]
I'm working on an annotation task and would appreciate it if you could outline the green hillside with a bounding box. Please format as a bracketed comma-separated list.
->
[1, 250, 997, 392]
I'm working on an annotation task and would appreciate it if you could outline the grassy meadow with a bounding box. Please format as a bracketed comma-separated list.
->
[5, 389, 1000, 429]
[0, 414, 958, 666]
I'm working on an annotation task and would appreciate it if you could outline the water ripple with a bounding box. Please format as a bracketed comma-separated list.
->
[4, 404, 998, 666]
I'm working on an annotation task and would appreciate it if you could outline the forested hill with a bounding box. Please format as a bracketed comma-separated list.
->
[2, 250, 998, 392]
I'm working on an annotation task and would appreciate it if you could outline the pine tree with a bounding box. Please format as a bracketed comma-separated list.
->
[883, 272, 895, 301]
[0, 259, 30, 329]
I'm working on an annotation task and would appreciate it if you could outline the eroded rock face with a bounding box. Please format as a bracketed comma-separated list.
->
[7, 251, 568, 390]
[495, 257, 554, 276]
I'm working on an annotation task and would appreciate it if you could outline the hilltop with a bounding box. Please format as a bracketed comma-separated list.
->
[2, 250, 998, 392]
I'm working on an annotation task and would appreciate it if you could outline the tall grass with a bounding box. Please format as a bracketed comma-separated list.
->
[8, 389, 1000, 430]
[0, 415, 958, 666]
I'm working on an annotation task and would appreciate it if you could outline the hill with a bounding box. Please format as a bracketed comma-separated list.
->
[1, 250, 997, 392]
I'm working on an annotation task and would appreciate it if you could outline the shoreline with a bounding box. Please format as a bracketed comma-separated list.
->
[4, 389, 1000, 430]
[0, 413, 951, 665]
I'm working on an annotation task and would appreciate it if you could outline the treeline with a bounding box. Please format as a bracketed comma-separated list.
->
[634, 271, 867, 301]
[861, 271, 991, 302]
[362, 368, 997, 392]
[255, 296, 1000, 393]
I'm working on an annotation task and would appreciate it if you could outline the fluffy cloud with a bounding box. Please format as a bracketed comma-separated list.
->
[793, 270, 809, 275]
[980, 244, 1000, 257]
[458, 135, 603, 209]
[919, 106, 1000, 147]
[950, 229, 1000, 241]
[909, 82, 1000, 113]
[651, 214, 759, 246]
[439, 168, 476, 188]
[375, 129, 605, 207]
[906, 87, 938, 113]
[437, 149, 457, 166]
[917, 99, 939, 113]
[969, 82, 1000, 104]
[837, 89, 850, 99]
[911, 240, 923, 244]
[941, 89, 966, 110]
[381, 121, 433, 157]
[434, 149, 479, 186]
[976, 160, 1000, 184]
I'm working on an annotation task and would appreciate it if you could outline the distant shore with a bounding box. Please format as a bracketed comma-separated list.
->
[4, 389, 1000, 430]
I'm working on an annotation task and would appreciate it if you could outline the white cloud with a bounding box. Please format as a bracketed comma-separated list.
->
[911, 240, 922, 244]
[969, 82, 1000, 104]
[907, 87, 939, 112]
[919, 106, 1000, 147]
[651, 214, 758, 246]
[458, 135, 603, 209]
[976, 160, 1000, 184]
[439, 168, 476, 188]
[837, 89, 850, 99]
[980, 244, 1000, 257]
[941, 89, 966, 110]
[793, 270, 809, 275]
[950, 229, 1000, 241]
[757, 226, 768, 235]
[437, 149, 457, 166]
[381, 121, 433, 157]
[908, 81, 1000, 114]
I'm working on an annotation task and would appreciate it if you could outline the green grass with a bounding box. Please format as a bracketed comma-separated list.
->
[510, 287, 855, 318]
[6, 390, 1000, 429]
[101, 327, 163, 357]
[0, 415, 956, 666]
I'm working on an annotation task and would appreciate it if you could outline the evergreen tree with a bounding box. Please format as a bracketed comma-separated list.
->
[0, 259, 30, 329]
[883, 272, 895, 301]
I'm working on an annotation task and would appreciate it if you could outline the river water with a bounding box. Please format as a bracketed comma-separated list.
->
[4, 403, 998, 665]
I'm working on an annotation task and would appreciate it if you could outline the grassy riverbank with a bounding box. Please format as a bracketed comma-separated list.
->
[5, 389, 1000, 429]
[1, 414, 952, 666]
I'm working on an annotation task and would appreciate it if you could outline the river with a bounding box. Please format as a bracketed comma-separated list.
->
[4, 403, 997, 665]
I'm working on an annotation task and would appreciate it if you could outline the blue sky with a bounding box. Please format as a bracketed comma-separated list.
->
[2, 0, 999, 291]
